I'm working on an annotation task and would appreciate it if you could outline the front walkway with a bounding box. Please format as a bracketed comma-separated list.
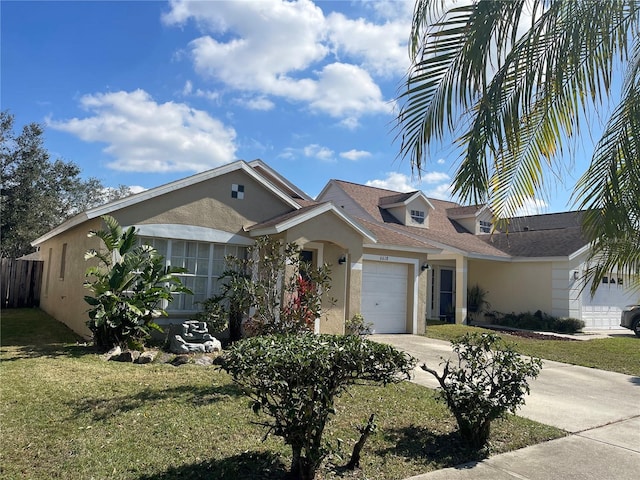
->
[372, 334, 640, 480]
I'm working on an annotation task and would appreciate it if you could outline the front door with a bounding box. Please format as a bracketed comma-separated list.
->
[439, 268, 455, 323]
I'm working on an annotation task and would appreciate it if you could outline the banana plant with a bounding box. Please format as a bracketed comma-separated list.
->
[84, 215, 191, 351]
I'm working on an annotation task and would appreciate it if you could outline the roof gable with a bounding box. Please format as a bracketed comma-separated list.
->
[246, 202, 376, 243]
[32, 160, 304, 246]
[379, 190, 435, 211]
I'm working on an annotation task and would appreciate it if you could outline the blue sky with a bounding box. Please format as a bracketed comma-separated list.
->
[2, 0, 593, 212]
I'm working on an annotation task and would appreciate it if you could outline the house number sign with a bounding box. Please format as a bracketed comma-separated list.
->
[379, 256, 389, 261]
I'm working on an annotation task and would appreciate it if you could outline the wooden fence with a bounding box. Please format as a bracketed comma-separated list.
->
[1, 259, 44, 308]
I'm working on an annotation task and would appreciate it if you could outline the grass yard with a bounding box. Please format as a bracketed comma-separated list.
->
[1, 309, 564, 480]
[424, 323, 640, 377]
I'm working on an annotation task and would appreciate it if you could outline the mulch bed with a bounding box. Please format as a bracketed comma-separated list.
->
[478, 325, 581, 341]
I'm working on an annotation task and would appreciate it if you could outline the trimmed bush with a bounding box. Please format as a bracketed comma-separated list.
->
[218, 333, 415, 480]
[492, 310, 584, 334]
[554, 317, 585, 333]
[421, 333, 542, 449]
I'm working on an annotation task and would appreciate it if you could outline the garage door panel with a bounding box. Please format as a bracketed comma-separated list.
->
[361, 261, 408, 334]
[583, 279, 639, 329]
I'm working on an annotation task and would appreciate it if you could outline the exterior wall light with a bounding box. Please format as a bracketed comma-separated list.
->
[338, 255, 347, 265]
[421, 263, 431, 271]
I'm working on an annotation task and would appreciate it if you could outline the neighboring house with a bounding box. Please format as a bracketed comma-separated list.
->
[32, 160, 638, 338]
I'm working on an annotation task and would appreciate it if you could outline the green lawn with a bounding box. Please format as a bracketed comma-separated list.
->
[424, 323, 640, 377]
[0, 309, 564, 480]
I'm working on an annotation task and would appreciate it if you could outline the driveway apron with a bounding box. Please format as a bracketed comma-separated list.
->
[372, 334, 640, 480]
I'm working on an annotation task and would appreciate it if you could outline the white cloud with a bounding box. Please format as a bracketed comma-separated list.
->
[303, 144, 334, 161]
[421, 171, 450, 184]
[425, 183, 454, 200]
[366, 172, 417, 192]
[366, 170, 454, 199]
[340, 149, 371, 161]
[325, 11, 410, 77]
[236, 96, 275, 111]
[181, 80, 220, 101]
[128, 185, 147, 194]
[436, 158, 446, 165]
[48, 89, 237, 172]
[309, 62, 389, 117]
[163, 0, 403, 121]
[512, 197, 549, 216]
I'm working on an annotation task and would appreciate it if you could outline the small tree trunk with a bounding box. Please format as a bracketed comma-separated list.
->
[459, 418, 491, 450]
[229, 308, 243, 343]
[346, 413, 376, 470]
[289, 453, 316, 480]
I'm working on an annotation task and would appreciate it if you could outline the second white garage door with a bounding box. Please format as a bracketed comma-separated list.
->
[361, 261, 408, 333]
[582, 277, 639, 329]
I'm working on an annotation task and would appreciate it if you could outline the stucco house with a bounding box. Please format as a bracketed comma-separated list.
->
[32, 159, 638, 338]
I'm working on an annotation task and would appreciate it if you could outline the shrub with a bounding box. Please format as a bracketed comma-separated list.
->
[344, 313, 373, 336]
[84, 215, 191, 351]
[421, 333, 542, 449]
[492, 310, 585, 334]
[553, 317, 585, 333]
[218, 333, 415, 480]
[233, 236, 335, 336]
[193, 267, 252, 343]
[191, 296, 228, 335]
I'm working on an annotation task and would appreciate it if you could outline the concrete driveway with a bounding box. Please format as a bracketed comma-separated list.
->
[372, 334, 640, 480]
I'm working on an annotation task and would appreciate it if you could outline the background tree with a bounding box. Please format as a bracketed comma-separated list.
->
[396, 0, 640, 292]
[0, 111, 132, 258]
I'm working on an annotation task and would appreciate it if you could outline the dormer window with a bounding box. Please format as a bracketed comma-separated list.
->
[411, 210, 425, 224]
[479, 220, 491, 233]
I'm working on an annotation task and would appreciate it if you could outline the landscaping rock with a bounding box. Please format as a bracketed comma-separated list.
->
[110, 350, 141, 362]
[154, 352, 175, 364]
[171, 355, 191, 366]
[193, 356, 215, 367]
[103, 345, 121, 361]
[136, 351, 157, 364]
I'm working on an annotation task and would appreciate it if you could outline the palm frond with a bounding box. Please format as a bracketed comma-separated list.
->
[575, 35, 640, 291]
[397, 0, 533, 172]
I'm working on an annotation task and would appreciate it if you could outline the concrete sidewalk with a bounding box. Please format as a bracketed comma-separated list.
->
[372, 334, 640, 480]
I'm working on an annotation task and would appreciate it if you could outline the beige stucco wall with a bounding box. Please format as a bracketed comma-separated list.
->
[468, 259, 554, 315]
[115, 171, 292, 233]
[284, 211, 366, 334]
[35, 170, 296, 337]
[37, 217, 102, 338]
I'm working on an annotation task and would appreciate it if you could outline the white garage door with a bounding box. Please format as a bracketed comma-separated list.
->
[582, 277, 639, 329]
[361, 261, 408, 333]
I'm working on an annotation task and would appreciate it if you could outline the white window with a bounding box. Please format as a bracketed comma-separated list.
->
[479, 220, 492, 233]
[59, 243, 68, 280]
[140, 237, 246, 312]
[410, 210, 425, 224]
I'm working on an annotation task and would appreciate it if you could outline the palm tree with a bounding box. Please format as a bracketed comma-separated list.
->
[396, 0, 640, 293]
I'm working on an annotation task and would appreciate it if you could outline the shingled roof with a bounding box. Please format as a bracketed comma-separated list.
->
[479, 226, 588, 257]
[326, 180, 589, 259]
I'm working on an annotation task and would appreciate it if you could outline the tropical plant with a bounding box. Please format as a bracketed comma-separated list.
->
[84, 215, 191, 351]
[218, 333, 416, 480]
[421, 333, 542, 449]
[193, 267, 252, 343]
[396, 0, 640, 293]
[467, 284, 490, 325]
